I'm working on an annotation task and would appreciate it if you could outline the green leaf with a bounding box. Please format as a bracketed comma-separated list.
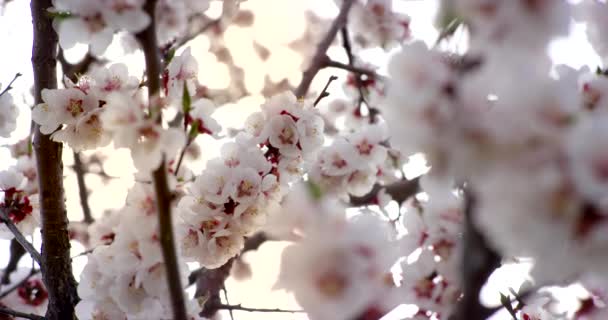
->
[46, 10, 73, 21]
[306, 181, 323, 200]
[188, 120, 199, 140]
[165, 48, 176, 65]
[182, 81, 191, 114]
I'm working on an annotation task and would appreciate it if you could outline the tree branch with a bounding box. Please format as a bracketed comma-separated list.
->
[0, 73, 22, 98]
[30, 1, 79, 319]
[0, 209, 41, 266]
[72, 152, 93, 224]
[349, 177, 421, 207]
[136, 1, 188, 319]
[313, 75, 338, 107]
[294, 0, 356, 98]
[324, 59, 375, 77]
[449, 189, 501, 320]
[196, 259, 234, 318]
[214, 304, 304, 313]
[0, 306, 45, 320]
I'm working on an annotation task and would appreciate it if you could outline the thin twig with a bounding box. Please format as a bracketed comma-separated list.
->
[0, 208, 42, 265]
[313, 75, 338, 107]
[0, 306, 45, 320]
[136, 1, 188, 319]
[324, 59, 375, 77]
[0, 73, 22, 98]
[214, 304, 304, 313]
[222, 287, 235, 320]
[294, 0, 357, 98]
[73, 152, 93, 224]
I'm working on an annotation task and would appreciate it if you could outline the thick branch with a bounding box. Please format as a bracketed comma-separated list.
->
[349, 177, 420, 207]
[31, 1, 79, 319]
[294, 0, 356, 98]
[0, 209, 41, 266]
[449, 190, 501, 320]
[0, 306, 45, 320]
[136, 1, 188, 319]
[196, 259, 234, 318]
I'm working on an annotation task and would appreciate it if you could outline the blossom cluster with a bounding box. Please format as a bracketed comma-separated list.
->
[382, 0, 608, 306]
[76, 180, 203, 320]
[176, 92, 326, 269]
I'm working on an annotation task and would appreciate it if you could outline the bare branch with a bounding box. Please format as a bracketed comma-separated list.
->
[294, 0, 357, 98]
[324, 59, 375, 77]
[0, 306, 45, 320]
[313, 75, 338, 107]
[135, 1, 188, 319]
[449, 189, 501, 320]
[73, 152, 93, 224]
[0, 208, 42, 265]
[214, 304, 304, 314]
[349, 177, 421, 207]
[0, 73, 22, 98]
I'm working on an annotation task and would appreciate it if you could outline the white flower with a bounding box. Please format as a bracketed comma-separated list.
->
[51, 108, 112, 151]
[32, 88, 98, 134]
[0, 171, 40, 238]
[267, 114, 300, 157]
[89, 63, 140, 99]
[317, 138, 360, 176]
[53, 0, 149, 55]
[189, 98, 221, 137]
[296, 113, 325, 157]
[155, 0, 187, 44]
[166, 47, 198, 101]
[348, 0, 411, 49]
[0, 87, 18, 138]
[275, 211, 399, 320]
[567, 113, 608, 212]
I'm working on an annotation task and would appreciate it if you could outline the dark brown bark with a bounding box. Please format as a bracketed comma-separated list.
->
[349, 177, 421, 207]
[449, 190, 501, 320]
[196, 259, 234, 318]
[294, 0, 356, 98]
[30, 1, 79, 319]
[136, 1, 188, 319]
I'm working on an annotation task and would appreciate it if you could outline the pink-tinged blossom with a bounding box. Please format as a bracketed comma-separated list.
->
[52, 0, 150, 55]
[32, 88, 97, 134]
[348, 0, 411, 49]
[0, 170, 40, 239]
[165, 47, 199, 102]
[188, 98, 221, 137]
[274, 191, 400, 320]
[101, 92, 186, 171]
[89, 63, 140, 99]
